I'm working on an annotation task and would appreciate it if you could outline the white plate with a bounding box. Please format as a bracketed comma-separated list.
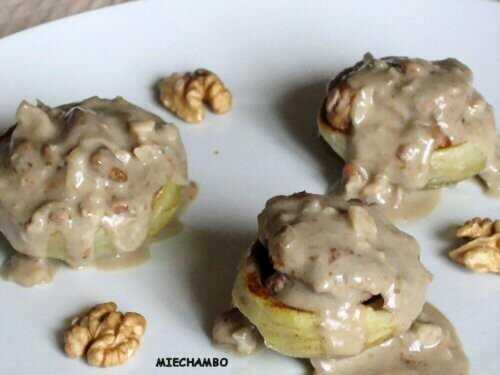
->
[0, 1, 499, 374]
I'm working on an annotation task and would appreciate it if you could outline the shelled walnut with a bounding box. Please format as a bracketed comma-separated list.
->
[456, 217, 495, 239]
[157, 68, 232, 123]
[449, 218, 500, 273]
[63, 302, 146, 367]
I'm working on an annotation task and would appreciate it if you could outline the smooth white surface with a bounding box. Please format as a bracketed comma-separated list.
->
[0, 0, 499, 374]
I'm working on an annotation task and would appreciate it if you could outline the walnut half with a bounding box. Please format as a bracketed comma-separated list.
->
[63, 302, 146, 367]
[157, 69, 232, 123]
[450, 218, 500, 273]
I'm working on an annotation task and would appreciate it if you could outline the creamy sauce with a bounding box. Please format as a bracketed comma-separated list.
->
[329, 183, 441, 222]
[324, 54, 497, 211]
[0, 97, 188, 267]
[311, 304, 468, 375]
[90, 217, 187, 271]
[2, 253, 58, 287]
[258, 193, 432, 357]
[479, 136, 500, 196]
[2, 218, 183, 286]
[380, 189, 442, 222]
[212, 308, 262, 355]
[92, 246, 151, 271]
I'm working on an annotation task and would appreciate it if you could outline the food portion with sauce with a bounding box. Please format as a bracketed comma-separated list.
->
[0, 97, 189, 274]
[214, 192, 469, 374]
[318, 54, 497, 216]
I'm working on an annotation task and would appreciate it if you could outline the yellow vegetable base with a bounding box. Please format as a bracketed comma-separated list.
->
[47, 180, 182, 265]
[232, 242, 395, 358]
[317, 115, 487, 189]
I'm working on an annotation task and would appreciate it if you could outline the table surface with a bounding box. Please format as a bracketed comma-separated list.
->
[0, 0, 130, 38]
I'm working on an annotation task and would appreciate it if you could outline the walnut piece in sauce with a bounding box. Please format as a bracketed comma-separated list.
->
[63, 302, 146, 367]
[157, 69, 232, 123]
[450, 217, 500, 273]
[319, 53, 497, 216]
[0, 97, 188, 268]
[1, 253, 57, 287]
[212, 308, 262, 355]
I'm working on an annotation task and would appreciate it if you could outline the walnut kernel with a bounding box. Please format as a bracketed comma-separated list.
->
[157, 68, 232, 123]
[449, 233, 500, 273]
[325, 82, 355, 132]
[111, 200, 129, 214]
[109, 167, 128, 183]
[63, 302, 146, 367]
[456, 217, 495, 239]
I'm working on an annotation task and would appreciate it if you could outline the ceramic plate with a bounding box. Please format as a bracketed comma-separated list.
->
[0, 1, 499, 374]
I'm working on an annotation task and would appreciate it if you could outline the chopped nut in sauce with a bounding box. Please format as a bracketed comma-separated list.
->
[212, 308, 262, 355]
[63, 302, 146, 367]
[325, 82, 355, 132]
[108, 167, 128, 182]
[157, 68, 232, 123]
[265, 272, 287, 294]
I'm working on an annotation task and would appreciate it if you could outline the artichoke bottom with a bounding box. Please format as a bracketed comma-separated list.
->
[232, 242, 395, 359]
[317, 115, 487, 190]
[46, 180, 182, 265]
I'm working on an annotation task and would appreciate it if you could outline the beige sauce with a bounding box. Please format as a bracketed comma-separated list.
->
[0, 97, 188, 267]
[329, 185, 441, 222]
[311, 304, 468, 375]
[2, 253, 58, 287]
[92, 246, 151, 271]
[479, 136, 500, 196]
[3, 218, 181, 286]
[325, 54, 497, 211]
[92, 215, 188, 271]
[258, 193, 432, 357]
[380, 189, 442, 222]
[212, 308, 262, 355]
